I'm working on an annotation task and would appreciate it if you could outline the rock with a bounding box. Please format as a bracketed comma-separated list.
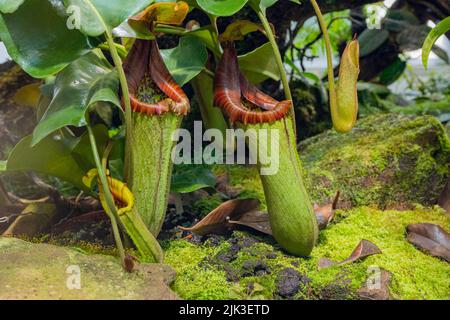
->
[275, 268, 309, 298]
[299, 113, 450, 209]
[0, 237, 178, 300]
[358, 269, 392, 300]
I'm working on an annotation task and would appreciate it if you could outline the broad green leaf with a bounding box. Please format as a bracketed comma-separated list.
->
[238, 42, 280, 84]
[171, 165, 216, 193]
[185, 25, 220, 56]
[32, 52, 120, 146]
[112, 20, 155, 40]
[249, 0, 277, 12]
[7, 135, 88, 191]
[0, 0, 24, 13]
[422, 16, 450, 69]
[160, 36, 208, 86]
[358, 29, 389, 57]
[383, 9, 419, 32]
[63, 0, 153, 37]
[197, 0, 248, 17]
[379, 57, 406, 85]
[0, 0, 93, 78]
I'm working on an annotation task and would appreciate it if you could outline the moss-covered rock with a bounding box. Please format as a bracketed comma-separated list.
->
[164, 206, 449, 300]
[0, 237, 178, 300]
[299, 113, 450, 209]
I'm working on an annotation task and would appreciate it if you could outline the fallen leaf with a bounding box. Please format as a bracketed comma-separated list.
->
[315, 191, 340, 230]
[13, 83, 41, 108]
[229, 210, 272, 235]
[318, 239, 382, 269]
[179, 198, 260, 235]
[406, 223, 450, 262]
[3, 202, 57, 238]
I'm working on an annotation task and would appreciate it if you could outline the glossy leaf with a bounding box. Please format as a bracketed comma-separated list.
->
[422, 16, 450, 69]
[160, 36, 208, 86]
[112, 20, 155, 40]
[407, 223, 450, 262]
[32, 52, 120, 146]
[185, 25, 220, 56]
[379, 57, 406, 85]
[6, 135, 88, 191]
[171, 165, 216, 193]
[0, 0, 93, 78]
[130, 1, 189, 25]
[358, 29, 389, 57]
[0, 0, 24, 13]
[63, 0, 153, 36]
[238, 42, 280, 84]
[249, 0, 276, 12]
[196, 0, 248, 17]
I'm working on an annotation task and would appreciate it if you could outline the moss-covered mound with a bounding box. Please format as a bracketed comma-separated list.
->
[299, 113, 450, 209]
[0, 237, 178, 300]
[165, 206, 449, 300]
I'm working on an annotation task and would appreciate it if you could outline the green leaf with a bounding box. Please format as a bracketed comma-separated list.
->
[358, 29, 389, 57]
[0, 0, 93, 78]
[383, 9, 420, 32]
[379, 57, 406, 85]
[249, 0, 277, 12]
[7, 135, 88, 191]
[0, 0, 24, 13]
[160, 36, 208, 86]
[0, 160, 6, 172]
[422, 16, 450, 69]
[171, 165, 216, 193]
[63, 0, 153, 37]
[185, 25, 220, 56]
[112, 20, 155, 40]
[238, 42, 280, 84]
[196, 0, 248, 17]
[32, 52, 120, 146]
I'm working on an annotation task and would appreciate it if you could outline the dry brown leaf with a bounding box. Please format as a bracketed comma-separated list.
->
[406, 223, 450, 262]
[315, 191, 340, 230]
[179, 198, 260, 236]
[318, 239, 382, 269]
[229, 210, 272, 235]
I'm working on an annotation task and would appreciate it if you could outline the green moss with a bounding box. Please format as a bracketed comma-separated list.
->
[299, 113, 450, 208]
[165, 207, 450, 300]
[163, 240, 233, 299]
[191, 194, 224, 218]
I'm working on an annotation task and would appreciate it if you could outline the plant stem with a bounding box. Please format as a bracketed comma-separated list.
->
[310, 0, 337, 114]
[86, 118, 125, 266]
[254, 9, 294, 109]
[104, 29, 133, 182]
